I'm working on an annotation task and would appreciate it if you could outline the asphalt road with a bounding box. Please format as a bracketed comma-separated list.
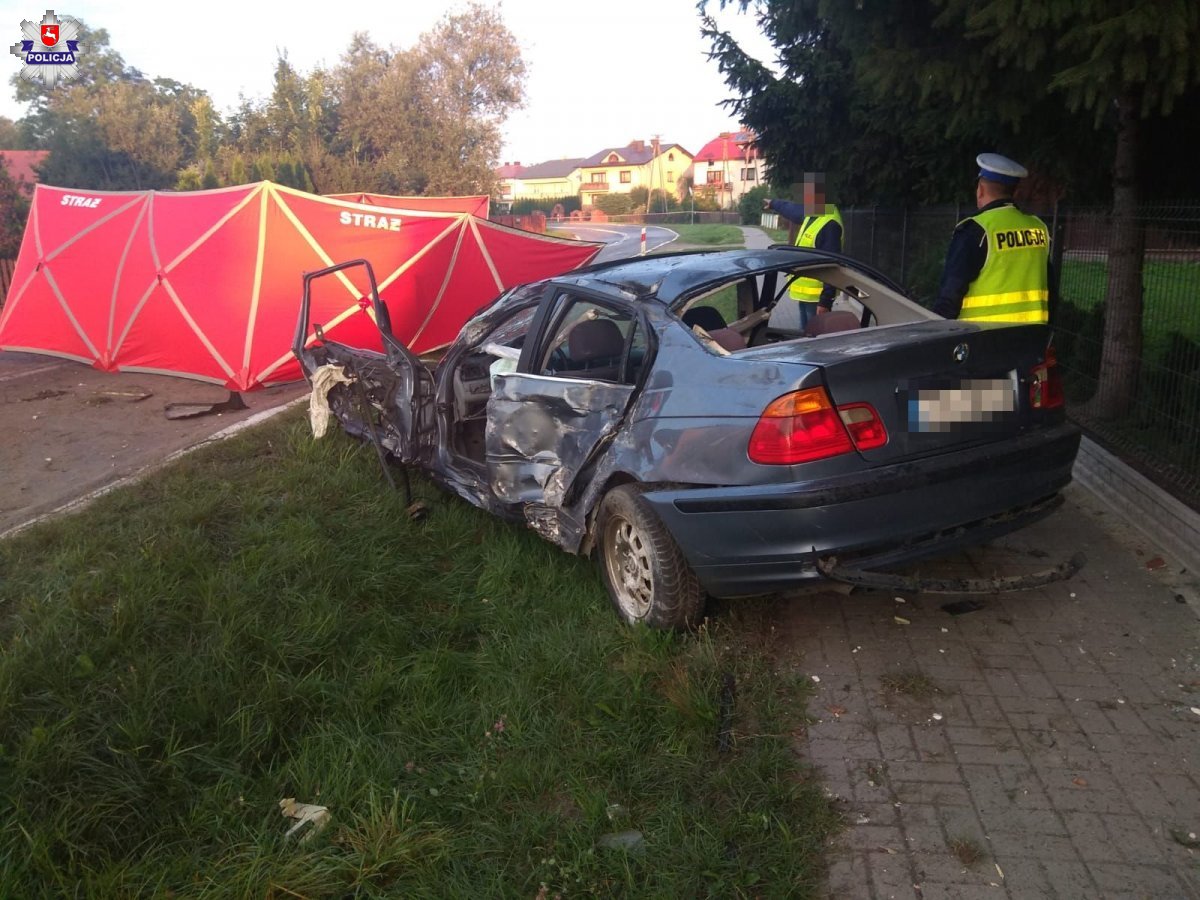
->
[0, 350, 308, 535]
[564, 223, 680, 262]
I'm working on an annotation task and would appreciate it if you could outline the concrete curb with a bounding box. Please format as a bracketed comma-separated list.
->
[0, 395, 309, 540]
[1072, 435, 1200, 578]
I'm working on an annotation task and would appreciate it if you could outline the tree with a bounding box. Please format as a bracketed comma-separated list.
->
[201, 160, 219, 189]
[0, 165, 32, 257]
[322, 5, 526, 195]
[702, 0, 1200, 418]
[739, 184, 769, 224]
[0, 118, 24, 149]
[12, 22, 210, 189]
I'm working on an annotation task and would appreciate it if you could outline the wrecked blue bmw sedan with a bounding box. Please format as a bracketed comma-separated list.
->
[294, 247, 1080, 628]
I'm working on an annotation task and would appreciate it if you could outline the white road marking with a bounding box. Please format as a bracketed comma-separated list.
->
[0, 362, 68, 383]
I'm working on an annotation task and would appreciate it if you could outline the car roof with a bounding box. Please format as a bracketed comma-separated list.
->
[549, 247, 903, 305]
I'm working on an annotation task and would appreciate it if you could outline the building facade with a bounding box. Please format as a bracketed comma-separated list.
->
[576, 139, 693, 208]
[494, 130, 765, 212]
[691, 130, 763, 208]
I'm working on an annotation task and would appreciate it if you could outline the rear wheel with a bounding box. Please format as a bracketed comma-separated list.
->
[595, 485, 705, 629]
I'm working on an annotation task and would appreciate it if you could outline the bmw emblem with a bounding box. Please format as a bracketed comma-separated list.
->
[953, 342, 969, 363]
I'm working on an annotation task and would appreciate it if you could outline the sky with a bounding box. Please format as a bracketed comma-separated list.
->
[0, 0, 779, 164]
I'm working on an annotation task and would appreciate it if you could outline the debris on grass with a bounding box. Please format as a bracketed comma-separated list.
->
[279, 798, 331, 843]
[597, 830, 645, 853]
[308, 364, 356, 437]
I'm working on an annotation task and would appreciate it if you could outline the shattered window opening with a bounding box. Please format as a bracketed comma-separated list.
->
[538, 295, 643, 386]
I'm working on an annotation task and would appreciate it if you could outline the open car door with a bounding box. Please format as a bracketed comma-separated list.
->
[483, 289, 648, 516]
[293, 259, 436, 465]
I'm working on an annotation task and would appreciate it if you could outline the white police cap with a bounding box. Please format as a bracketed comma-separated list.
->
[976, 153, 1028, 185]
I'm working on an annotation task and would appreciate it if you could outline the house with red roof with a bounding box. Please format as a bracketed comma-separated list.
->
[0, 150, 49, 195]
[692, 129, 763, 207]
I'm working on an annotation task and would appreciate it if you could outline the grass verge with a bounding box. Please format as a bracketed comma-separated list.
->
[0, 412, 837, 897]
[661, 224, 745, 246]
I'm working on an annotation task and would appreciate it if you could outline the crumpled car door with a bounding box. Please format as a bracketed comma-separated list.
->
[293, 259, 435, 464]
[484, 373, 636, 509]
[482, 291, 648, 527]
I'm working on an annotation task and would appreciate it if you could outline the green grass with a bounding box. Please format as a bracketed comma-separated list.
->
[0, 412, 838, 897]
[662, 224, 745, 247]
[1060, 258, 1200, 346]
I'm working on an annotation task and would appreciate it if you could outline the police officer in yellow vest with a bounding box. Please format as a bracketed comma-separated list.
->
[933, 153, 1051, 324]
[763, 172, 844, 330]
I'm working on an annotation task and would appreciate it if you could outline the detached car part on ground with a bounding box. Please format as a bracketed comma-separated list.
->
[293, 248, 1081, 629]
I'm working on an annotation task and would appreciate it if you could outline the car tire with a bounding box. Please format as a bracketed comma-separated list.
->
[595, 484, 705, 629]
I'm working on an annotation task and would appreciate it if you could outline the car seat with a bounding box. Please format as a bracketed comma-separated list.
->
[803, 310, 861, 337]
[707, 328, 748, 351]
[567, 318, 625, 380]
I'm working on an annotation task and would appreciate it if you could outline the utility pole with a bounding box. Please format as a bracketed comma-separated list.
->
[650, 134, 662, 218]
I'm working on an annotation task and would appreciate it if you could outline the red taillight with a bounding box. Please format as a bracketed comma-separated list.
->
[1029, 344, 1065, 409]
[748, 388, 887, 464]
[838, 403, 888, 450]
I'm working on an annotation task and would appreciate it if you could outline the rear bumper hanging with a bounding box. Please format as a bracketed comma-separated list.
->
[816, 552, 1086, 594]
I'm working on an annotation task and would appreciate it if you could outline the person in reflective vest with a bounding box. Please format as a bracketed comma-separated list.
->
[933, 153, 1052, 324]
[763, 172, 843, 331]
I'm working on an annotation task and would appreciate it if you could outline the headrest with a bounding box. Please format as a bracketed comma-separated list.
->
[681, 306, 727, 332]
[568, 318, 625, 362]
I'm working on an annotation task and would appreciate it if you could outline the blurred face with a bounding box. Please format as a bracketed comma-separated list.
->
[803, 174, 826, 213]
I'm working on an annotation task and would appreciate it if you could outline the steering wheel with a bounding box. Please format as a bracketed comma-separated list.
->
[547, 347, 569, 373]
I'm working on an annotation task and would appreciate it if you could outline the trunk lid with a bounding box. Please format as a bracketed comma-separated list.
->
[742, 321, 1056, 464]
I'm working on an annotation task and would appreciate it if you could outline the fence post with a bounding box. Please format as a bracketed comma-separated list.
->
[869, 207, 877, 268]
[1050, 200, 1065, 324]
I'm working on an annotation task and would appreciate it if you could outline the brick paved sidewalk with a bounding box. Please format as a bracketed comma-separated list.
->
[781, 484, 1200, 899]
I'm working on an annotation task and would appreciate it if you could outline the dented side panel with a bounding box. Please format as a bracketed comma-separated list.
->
[484, 373, 635, 507]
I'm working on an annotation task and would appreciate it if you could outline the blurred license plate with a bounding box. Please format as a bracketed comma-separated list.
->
[908, 377, 1015, 432]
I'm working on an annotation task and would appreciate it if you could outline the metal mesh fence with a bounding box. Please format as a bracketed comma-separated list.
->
[840, 205, 1200, 510]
